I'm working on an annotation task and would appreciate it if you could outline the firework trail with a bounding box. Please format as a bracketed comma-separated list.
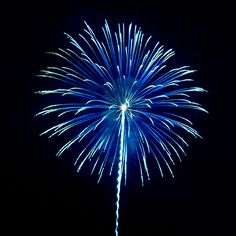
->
[36, 20, 207, 235]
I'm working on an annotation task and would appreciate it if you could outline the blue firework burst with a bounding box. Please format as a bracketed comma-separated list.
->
[36, 20, 207, 236]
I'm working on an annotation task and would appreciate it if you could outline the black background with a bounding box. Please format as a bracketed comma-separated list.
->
[2, 1, 234, 235]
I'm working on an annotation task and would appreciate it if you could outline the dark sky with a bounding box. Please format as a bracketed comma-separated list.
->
[2, 1, 234, 235]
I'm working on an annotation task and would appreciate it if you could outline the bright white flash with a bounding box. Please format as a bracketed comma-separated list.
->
[121, 103, 128, 112]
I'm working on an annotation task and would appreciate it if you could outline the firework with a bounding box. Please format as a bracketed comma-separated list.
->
[36, 20, 207, 235]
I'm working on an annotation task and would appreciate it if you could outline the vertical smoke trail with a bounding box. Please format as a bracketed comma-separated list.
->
[115, 104, 127, 236]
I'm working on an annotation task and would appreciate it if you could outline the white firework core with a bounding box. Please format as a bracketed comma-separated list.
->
[120, 103, 128, 112]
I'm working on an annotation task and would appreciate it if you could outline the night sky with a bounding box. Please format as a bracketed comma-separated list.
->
[2, 1, 234, 235]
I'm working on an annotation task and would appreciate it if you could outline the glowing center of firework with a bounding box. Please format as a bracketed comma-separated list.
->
[120, 103, 128, 112]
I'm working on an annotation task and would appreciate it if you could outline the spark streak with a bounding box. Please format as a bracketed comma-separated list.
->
[115, 103, 127, 236]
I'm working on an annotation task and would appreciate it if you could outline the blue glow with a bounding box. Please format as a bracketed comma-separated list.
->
[36, 20, 207, 236]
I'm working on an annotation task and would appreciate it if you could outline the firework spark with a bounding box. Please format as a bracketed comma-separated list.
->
[36, 20, 207, 235]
